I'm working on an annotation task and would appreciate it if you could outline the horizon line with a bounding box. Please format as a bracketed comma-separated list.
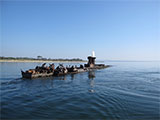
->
[1, 56, 160, 62]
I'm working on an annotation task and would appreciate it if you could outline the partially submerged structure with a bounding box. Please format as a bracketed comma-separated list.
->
[85, 51, 107, 69]
[85, 51, 96, 68]
[21, 51, 110, 79]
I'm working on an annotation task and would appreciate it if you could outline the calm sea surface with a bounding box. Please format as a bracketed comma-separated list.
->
[0, 61, 160, 120]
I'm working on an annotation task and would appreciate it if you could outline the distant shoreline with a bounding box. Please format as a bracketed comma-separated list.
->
[0, 59, 86, 63]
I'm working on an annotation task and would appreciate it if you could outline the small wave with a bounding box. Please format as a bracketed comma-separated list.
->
[140, 71, 160, 75]
[109, 87, 159, 101]
[1, 78, 22, 85]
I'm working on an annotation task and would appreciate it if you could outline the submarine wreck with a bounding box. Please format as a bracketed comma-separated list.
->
[21, 51, 110, 79]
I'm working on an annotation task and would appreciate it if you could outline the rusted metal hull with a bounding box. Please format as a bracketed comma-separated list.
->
[21, 71, 54, 79]
[21, 65, 110, 79]
[87, 65, 111, 69]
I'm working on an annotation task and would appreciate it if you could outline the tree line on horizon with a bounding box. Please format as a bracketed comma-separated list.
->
[0, 56, 84, 61]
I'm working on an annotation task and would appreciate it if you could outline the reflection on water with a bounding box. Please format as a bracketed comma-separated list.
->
[88, 70, 96, 80]
[70, 73, 75, 80]
[57, 75, 66, 80]
[88, 70, 95, 93]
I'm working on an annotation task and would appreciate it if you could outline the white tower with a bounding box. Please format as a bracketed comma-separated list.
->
[92, 51, 96, 57]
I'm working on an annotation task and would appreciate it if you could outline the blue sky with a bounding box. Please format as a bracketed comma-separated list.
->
[1, 0, 160, 60]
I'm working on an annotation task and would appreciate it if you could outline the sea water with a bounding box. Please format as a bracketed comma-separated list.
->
[0, 61, 160, 119]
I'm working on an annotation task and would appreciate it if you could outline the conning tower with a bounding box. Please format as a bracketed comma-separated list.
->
[87, 51, 96, 67]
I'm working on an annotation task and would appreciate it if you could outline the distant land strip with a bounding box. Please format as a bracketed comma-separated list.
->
[0, 57, 86, 63]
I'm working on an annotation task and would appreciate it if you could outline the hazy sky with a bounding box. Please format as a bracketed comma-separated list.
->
[1, 0, 160, 60]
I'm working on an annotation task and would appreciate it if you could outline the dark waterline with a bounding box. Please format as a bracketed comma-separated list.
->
[0, 61, 160, 119]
